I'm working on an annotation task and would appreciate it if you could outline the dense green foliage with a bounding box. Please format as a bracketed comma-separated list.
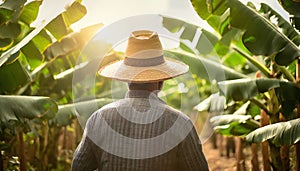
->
[1, 0, 300, 170]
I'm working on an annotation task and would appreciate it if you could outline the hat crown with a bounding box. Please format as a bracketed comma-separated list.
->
[125, 30, 163, 59]
[98, 30, 189, 83]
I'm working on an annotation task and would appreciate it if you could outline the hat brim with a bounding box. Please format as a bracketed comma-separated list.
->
[98, 57, 189, 83]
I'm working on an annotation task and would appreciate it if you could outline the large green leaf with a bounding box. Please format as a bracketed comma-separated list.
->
[162, 16, 219, 55]
[210, 114, 260, 136]
[190, 0, 228, 21]
[259, 3, 300, 46]
[19, 1, 42, 25]
[218, 78, 300, 117]
[0, 7, 14, 25]
[278, 0, 300, 17]
[21, 40, 43, 69]
[0, 0, 26, 24]
[217, 78, 298, 100]
[194, 92, 226, 112]
[275, 81, 300, 119]
[62, 1, 87, 26]
[50, 98, 113, 127]
[191, 0, 300, 66]
[190, 0, 230, 34]
[165, 50, 247, 81]
[0, 59, 29, 94]
[0, 0, 26, 11]
[229, 0, 300, 66]
[245, 118, 300, 146]
[0, 1, 87, 67]
[43, 23, 103, 60]
[0, 38, 13, 50]
[0, 95, 57, 131]
[45, 1, 87, 40]
[31, 29, 52, 52]
[0, 22, 21, 39]
[162, 15, 260, 76]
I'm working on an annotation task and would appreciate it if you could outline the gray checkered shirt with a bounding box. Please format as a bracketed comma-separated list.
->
[71, 90, 209, 171]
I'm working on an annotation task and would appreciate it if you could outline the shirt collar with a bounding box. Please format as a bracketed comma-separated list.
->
[125, 90, 166, 104]
[126, 90, 158, 98]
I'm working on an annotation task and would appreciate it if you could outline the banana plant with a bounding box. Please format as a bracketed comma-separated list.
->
[0, 95, 58, 170]
[245, 117, 300, 146]
[50, 98, 113, 127]
[0, 95, 57, 135]
[191, 0, 300, 70]
[189, 0, 300, 169]
[278, 0, 300, 30]
[0, 0, 88, 94]
[0, 0, 108, 169]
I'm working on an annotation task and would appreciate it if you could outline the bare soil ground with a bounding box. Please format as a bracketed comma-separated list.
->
[203, 141, 238, 171]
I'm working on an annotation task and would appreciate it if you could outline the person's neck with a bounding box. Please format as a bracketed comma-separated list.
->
[128, 89, 159, 95]
[128, 82, 161, 93]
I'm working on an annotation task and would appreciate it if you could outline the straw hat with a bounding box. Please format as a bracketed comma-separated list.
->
[98, 30, 189, 83]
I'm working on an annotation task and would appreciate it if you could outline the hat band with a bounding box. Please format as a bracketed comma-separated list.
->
[124, 55, 165, 67]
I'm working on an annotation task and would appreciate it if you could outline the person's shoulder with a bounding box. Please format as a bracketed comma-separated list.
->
[163, 104, 191, 122]
[91, 98, 135, 118]
[92, 100, 121, 115]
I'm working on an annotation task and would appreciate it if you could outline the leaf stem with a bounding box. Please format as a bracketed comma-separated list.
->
[232, 46, 272, 78]
[276, 64, 296, 82]
[250, 98, 270, 115]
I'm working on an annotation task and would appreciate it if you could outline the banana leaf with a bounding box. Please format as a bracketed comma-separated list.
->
[164, 50, 247, 81]
[45, 1, 87, 40]
[50, 98, 113, 127]
[190, 0, 231, 34]
[217, 78, 299, 100]
[162, 16, 219, 55]
[0, 59, 29, 94]
[19, 1, 42, 25]
[43, 23, 103, 60]
[229, 0, 300, 66]
[218, 78, 300, 118]
[0, 0, 26, 24]
[0, 22, 21, 39]
[245, 118, 300, 146]
[259, 3, 300, 46]
[278, 0, 300, 17]
[190, 0, 228, 21]
[0, 95, 57, 132]
[162, 15, 259, 76]
[191, 0, 300, 66]
[210, 114, 260, 136]
[0, 1, 87, 67]
[194, 92, 226, 112]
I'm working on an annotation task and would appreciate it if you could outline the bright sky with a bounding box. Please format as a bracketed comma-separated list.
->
[34, 0, 290, 50]
[35, 0, 289, 28]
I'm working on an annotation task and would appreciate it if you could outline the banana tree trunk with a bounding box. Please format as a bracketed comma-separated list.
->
[235, 137, 246, 171]
[251, 143, 260, 171]
[260, 109, 271, 171]
[18, 129, 27, 171]
[269, 143, 282, 171]
[280, 114, 290, 171]
[280, 145, 290, 171]
[211, 133, 218, 149]
[295, 59, 300, 171]
[268, 90, 282, 171]
[46, 127, 61, 169]
[219, 134, 224, 156]
[0, 152, 3, 170]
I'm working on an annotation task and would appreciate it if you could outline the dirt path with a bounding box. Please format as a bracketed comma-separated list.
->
[202, 141, 237, 171]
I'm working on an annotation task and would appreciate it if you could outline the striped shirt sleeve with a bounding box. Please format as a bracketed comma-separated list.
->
[177, 121, 209, 171]
[71, 115, 98, 171]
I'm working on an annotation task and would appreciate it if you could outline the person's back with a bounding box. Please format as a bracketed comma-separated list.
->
[71, 30, 209, 170]
[72, 90, 208, 170]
